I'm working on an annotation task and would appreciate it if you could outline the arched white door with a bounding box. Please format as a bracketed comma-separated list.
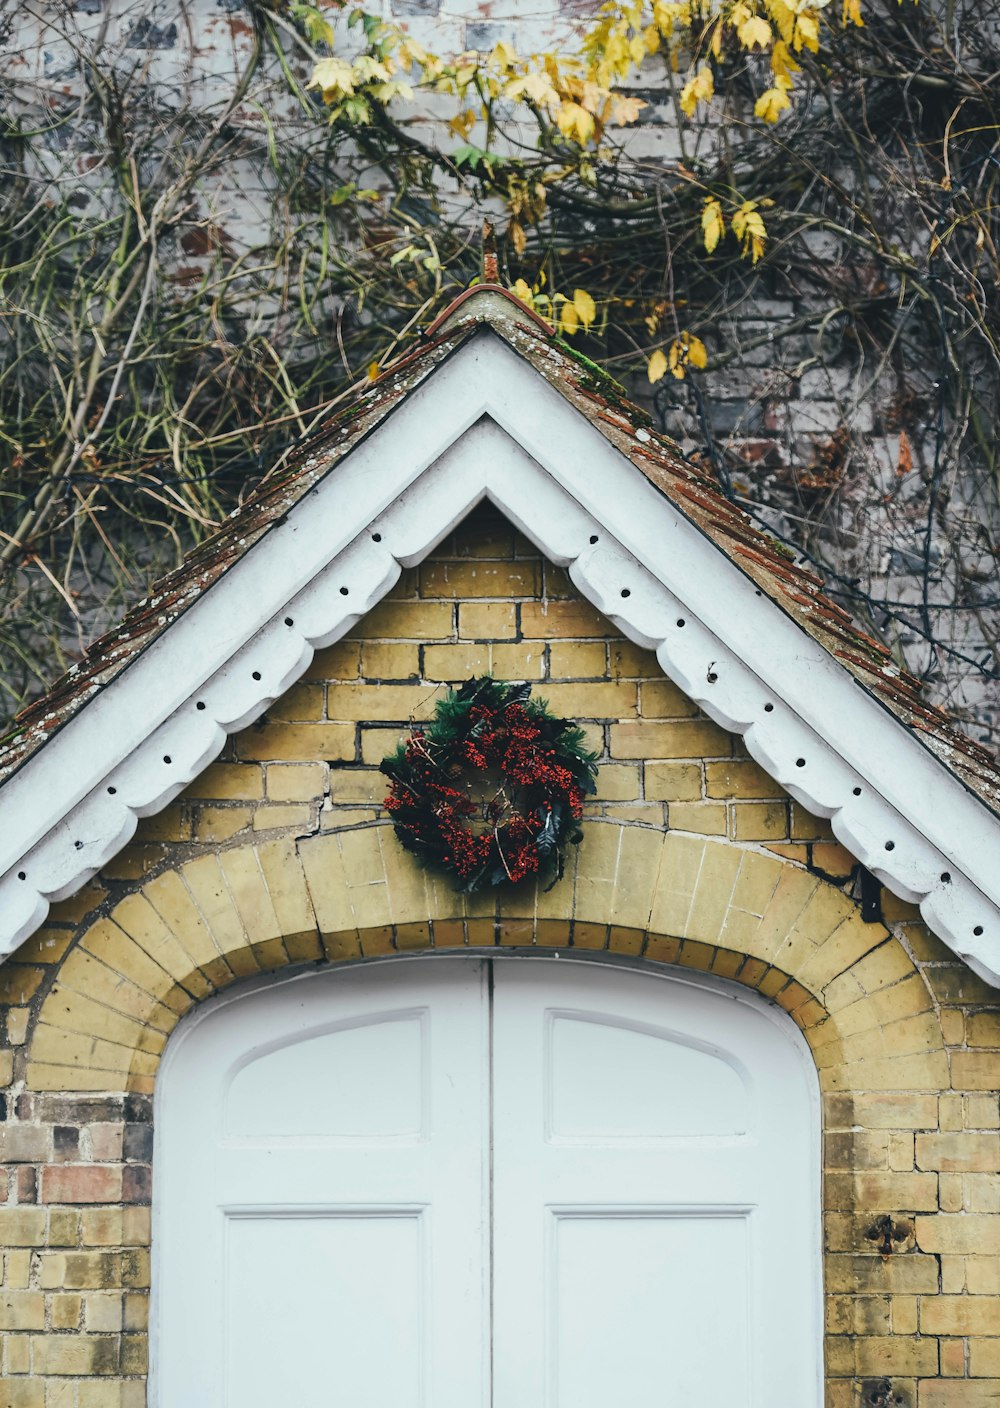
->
[153, 958, 822, 1407]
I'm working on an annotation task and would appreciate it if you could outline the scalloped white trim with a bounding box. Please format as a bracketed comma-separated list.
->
[1, 335, 997, 982]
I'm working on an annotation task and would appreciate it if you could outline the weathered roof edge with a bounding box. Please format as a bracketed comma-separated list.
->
[0, 286, 998, 983]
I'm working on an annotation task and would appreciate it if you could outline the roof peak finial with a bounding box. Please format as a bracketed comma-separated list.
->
[482, 220, 499, 284]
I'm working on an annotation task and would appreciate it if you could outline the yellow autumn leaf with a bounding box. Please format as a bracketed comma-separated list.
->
[367, 361, 380, 381]
[770, 39, 800, 82]
[702, 197, 724, 254]
[647, 348, 669, 383]
[308, 58, 357, 102]
[732, 201, 768, 262]
[512, 278, 534, 304]
[738, 14, 773, 48]
[573, 289, 597, 331]
[509, 221, 527, 257]
[686, 334, 708, 369]
[679, 64, 714, 118]
[556, 100, 596, 145]
[793, 11, 820, 50]
[559, 300, 580, 336]
[842, 0, 863, 22]
[755, 85, 791, 122]
[610, 94, 646, 125]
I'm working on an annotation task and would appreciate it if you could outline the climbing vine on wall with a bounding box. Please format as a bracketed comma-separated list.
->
[0, 0, 997, 746]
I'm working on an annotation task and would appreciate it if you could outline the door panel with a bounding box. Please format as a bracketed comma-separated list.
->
[491, 961, 820, 1408]
[155, 957, 822, 1408]
[155, 961, 489, 1408]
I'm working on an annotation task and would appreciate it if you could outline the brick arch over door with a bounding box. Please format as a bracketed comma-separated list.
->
[19, 818, 956, 1400]
[28, 818, 939, 1100]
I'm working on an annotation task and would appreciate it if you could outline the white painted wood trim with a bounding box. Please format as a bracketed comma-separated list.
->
[0, 333, 997, 980]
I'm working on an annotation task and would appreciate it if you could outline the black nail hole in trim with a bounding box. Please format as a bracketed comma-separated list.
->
[764, 703, 774, 712]
[196, 701, 206, 711]
[371, 533, 382, 542]
[252, 671, 262, 681]
[107, 786, 117, 795]
[796, 758, 806, 767]
[974, 925, 984, 936]
[17, 871, 26, 881]
[74, 840, 83, 850]
[940, 872, 951, 883]
[589, 534, 598, 545]
[676, 618, 686, 628]
[163, 756, 172, 765]
[340, 587, 349, 596]
[620, 588, 631, 598]
[284, 617, 294, 627]
[884, 840, 895, 851]
[853, 786, 863, 796]
[707, 672, 718, 683]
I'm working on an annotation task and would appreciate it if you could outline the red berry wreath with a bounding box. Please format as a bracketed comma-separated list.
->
[380, 676, 599, 892]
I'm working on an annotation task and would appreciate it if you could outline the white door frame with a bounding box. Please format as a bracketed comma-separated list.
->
[150, 951, 825, 1406]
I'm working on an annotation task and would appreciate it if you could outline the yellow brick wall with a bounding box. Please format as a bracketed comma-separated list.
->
[0, 503, 996, 1407]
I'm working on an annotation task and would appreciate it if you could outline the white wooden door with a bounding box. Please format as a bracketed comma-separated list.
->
[491, 961, 821, 1408]
[154, 961, 490, 1408]
[154, 958, 821, 1407]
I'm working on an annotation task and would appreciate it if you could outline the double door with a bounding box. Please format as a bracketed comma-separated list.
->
[154, 957, 821, 1406]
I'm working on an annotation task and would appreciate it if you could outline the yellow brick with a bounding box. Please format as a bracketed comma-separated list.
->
[141, 870, 233, 990]
[731, 801, 788, 840]
[179, 855, 260, 980]
[80, 919, 191, 1016]
[329, 769, 384, 805]
[528, 682, 637, 719]
[549, 642, 607, 678]
[0, 1294, 44, 1330]
[254, 839, 322, 963]
[521, 600, 612, 639]
[50, 1294, 82, 1330]
[705, 760, 785, 800]
[610, 720, 730, 758]
[853, 1335, 939, 1375]
[31, 1334, 119, 1375]
[419, 560, 541, 599]
[360, 643, 420, 680]
[183, 764, 263, 801]
[644, 761, 702, 801]
[194, 806, 253, 841]
[953, 1052, 1000, 1091]
[789, 802, 832, 841]
[968, 1259, 1000, 1294]
[917, 1133, 1000, 1172]
[607, 640, 658, 677]
[42, 986, 163, 1055]
[267, 683, 325, 722]
[969, 1340, 1000, 1377]
[305, 640, 361, 680]
[916, 1216, 1000, 1254]
[668, 802, 727, 835]
[489, 643, 546, 680]
[0, 1377, 42, 1406]
[49, 882, 107, 924]
[328, 684, 447, 723]
[0, 966, 44, 1005]
[346, 601, 454, 641]
[458, 602, 517, 640]
[265, 763, 326, 802]
[252, 803, 314, 832]
[921, 1297, 1000, 1335]
[638, 680, 700, 719]
[237, 721, 354, 762]
[111, 894, 211, 998]
[593, 765, 640, 801]
[10, 926, 74, 966]
[919, 1381, 1000, 1406]
[133, 805, 191, 842]
[967, 1013, 1000, 1048]
[422, 643, 491, 680]
[216, 848, 284, 954]
[298, 834, 360, 941]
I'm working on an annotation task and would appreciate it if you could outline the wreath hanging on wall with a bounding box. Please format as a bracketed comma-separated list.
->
[380, 676, 599, 892]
